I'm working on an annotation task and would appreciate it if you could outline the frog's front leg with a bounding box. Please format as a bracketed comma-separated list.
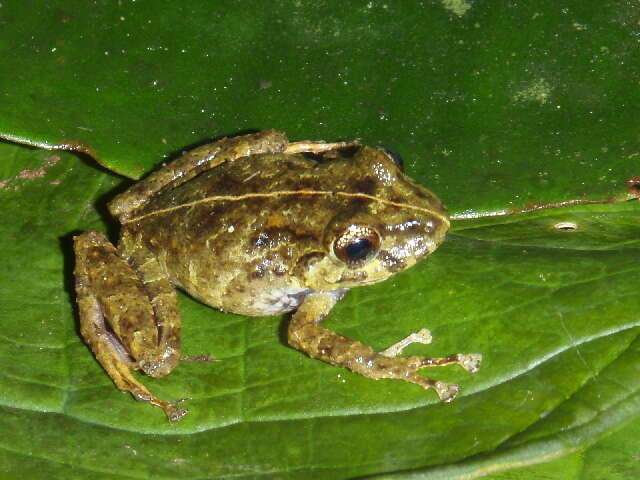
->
[288, 292, 481, 402]
[73, 230, 187, 421]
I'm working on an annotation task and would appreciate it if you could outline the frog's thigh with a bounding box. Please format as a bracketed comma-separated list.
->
[120, 239, 181, 376]
[76, 230, 180, 376]
[73, 231, 186, 420]
[109, 130, 290, 220]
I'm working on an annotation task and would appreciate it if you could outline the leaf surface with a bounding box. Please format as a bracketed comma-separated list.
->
[1, 1, 639, 479]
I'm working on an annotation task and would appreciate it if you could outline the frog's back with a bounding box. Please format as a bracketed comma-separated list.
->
[119, 153, 345, 314]
[119, 148, 447, 316]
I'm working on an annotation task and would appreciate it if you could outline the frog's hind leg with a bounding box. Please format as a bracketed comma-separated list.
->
[73, 230, 187, 421]
[288, 292, 482, 403]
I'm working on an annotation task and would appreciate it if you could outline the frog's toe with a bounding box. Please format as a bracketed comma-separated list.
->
[146, 395, 189, 421]
[408, 374, 459, 402]
[167, 403, 189, 422]
[433, 381, 459, 402]
[458, 353, 482, 373]
[380, 328, 433, 357]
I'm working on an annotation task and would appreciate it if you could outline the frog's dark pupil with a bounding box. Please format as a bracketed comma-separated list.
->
[346, 237, 372, 261]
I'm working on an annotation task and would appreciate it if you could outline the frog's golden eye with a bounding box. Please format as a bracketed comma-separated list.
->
[333, 224, 381, 265]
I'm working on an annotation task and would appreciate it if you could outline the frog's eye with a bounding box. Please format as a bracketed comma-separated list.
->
[333, 224, 381, 265]
[380, 147, 404, 172]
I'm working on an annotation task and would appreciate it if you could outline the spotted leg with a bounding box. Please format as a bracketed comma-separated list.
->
[74, 230, 187, 421]
[288, 292, 481, 402]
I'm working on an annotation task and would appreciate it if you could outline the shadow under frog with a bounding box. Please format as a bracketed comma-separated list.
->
[73, 130, 481, 421]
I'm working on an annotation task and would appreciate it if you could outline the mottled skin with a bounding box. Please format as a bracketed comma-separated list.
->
[74, 130, 481, 421]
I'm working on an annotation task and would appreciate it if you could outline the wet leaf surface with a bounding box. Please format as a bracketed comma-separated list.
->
[1, 1, 639, 479]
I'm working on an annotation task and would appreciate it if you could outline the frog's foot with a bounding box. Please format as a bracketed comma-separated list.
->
[402, 351, 483, 374]
[129, 386, 188, 422]
[99, 346, 190, 421]
[145, 395, 189, 422]
[371, 329, 482, 401]
[380, 328, 482, 373]
[380, 328, 433, 357]
[361, 334, 482, 401]
[94, 343, 190, 421]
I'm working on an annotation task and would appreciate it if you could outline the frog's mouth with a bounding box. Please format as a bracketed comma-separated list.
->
[332, 261, 401, 287]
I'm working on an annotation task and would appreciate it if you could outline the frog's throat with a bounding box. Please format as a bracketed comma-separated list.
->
[123, 190, 451, 227]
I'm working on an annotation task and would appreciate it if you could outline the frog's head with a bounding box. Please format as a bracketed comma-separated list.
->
[296, 146, 450, 291]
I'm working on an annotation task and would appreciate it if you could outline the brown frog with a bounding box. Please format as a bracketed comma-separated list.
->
[73, 130, 481, 421]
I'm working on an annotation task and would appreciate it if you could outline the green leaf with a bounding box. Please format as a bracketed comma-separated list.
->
[1, 1, 639, 214]
[2, 141, 639, 479]
[1, 1, 639, 479]
[483, 415, 640, 479]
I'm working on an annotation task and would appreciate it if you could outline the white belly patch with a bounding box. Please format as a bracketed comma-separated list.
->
[251, 286, 312, 315]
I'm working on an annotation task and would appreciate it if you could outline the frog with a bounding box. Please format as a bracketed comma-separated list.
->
[73, 130, 481, 421]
